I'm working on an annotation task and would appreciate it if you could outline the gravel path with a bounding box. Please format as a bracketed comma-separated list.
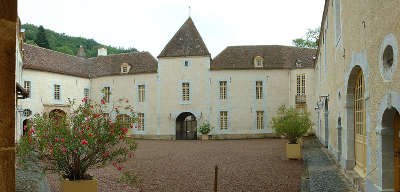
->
[302, 137, 353, 192]
[124, 139, 302, 192]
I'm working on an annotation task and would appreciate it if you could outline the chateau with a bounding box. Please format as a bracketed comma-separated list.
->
[19, 17, 316, 141]
[16, 0, 400, 191]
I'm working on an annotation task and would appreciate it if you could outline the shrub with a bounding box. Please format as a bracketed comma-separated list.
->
[271, 105, 312, 144]
[17, 98, 137, 181]
[198, 122, 211, 135]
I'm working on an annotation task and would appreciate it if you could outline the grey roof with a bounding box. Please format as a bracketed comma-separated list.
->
[211, 45, 316, 70]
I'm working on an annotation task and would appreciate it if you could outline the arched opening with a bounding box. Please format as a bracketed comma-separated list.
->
[49, 109, 66, 126]
[324, 99, 329, 146]
[22, 119, 32, 136]
[176, 112, 197, 140]
[381, 108, 400, 190]
[345, 65, 365, 173]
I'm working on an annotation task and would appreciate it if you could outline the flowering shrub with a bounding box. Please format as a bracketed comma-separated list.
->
[17, 98, 137, 181]
[271, 105, 313, 144]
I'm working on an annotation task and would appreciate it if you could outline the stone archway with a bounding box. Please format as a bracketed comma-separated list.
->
[176, 112, 197, 140]
[49, 109, 66, 126]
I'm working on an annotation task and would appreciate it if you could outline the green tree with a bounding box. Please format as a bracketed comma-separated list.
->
[292, 27, 320, 49]
[35, 25, 50, 49]
[25, 40, 38, 46]
[55, 46, 74, 55]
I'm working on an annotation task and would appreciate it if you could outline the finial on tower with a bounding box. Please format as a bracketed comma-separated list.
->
[188, 5, 191, 17]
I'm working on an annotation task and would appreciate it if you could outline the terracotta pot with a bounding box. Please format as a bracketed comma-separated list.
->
[60, 176, 98, 192]
[286, 142, 302, 160]
[201, 134, 209, 140]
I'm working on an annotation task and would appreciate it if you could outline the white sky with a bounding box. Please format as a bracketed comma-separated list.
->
[18, 0, 325, 58]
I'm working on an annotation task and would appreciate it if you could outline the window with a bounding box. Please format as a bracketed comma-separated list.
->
[84, 88, 89, 99]
[182, 82, 190, 101]
[137, 113, 144, 131]
[138, 85, 145, 102]
[23, 109, 32, 117]
[220, 111, 228, 130]
[219, 81, 227, 100]
[117, 114, 130, 129]
[256, 81, 263, 100]
[254, 56, 263, 67]
[24, 81, 31, 98]
[184, 60, 189, 67]
[256, 111, 264, 130]
[103, 87, 111, 103]
[296, 74, 306, 95]
[54, 84, 60, 100]
[122, 66, 128, 73]
[354, 70, 366, 177]
[121, 63, 130, 73]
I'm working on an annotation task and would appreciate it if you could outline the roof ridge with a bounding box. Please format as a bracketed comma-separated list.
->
[23, 43, 88, 60]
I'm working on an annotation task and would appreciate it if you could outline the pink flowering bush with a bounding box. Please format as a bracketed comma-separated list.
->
[17, 98, 137, 181]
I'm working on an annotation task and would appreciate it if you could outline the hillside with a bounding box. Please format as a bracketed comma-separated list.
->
[22, 24, 138, 58]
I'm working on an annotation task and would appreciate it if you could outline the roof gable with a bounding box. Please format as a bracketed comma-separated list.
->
[158, 17, 210, 58]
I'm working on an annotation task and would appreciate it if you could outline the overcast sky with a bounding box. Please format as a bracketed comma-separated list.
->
[19, 0, 325, 58]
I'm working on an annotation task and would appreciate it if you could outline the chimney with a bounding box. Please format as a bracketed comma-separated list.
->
[76, 45, 87, 58]
[98, 46, 107, 56]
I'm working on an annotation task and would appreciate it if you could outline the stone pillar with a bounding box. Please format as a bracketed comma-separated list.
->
[0, 0, 17, 191]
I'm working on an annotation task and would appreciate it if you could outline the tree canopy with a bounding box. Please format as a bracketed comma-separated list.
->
[292, 27, 320, 49]
[22, 24, 138, 58]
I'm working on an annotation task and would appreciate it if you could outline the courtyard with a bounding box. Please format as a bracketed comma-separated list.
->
[46, 138, 302, 192]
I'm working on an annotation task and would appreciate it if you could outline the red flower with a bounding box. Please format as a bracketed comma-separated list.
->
[49, 147, 53, 154]
[122, 128, 128, 134]
[82, 97, 87, 103]
[80, 139, 88, 145]
[89, 133, 93, 137]
[113, 162, 118, 167]
[117, 166, 122, 171]
[90, 105, 94, 109]
[23, 125, 27, 130]
[80, 130, 84, 135]
[110, 130, 114, 134]
[101, 99, 105, 104]
[130, 125, 133, 128]
[104, 152, 109, 157]
[119, 135, 124, 140]
[126, 99, 129, 103]
[55, 138, 59, 142]
[129, 154, 134, 159]
[61, 138, 64, 143]
[30, 128, 35, 133]
[62, 147, 66, 153]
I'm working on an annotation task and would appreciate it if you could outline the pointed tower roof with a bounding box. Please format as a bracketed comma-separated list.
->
[158, 17, 210, 58]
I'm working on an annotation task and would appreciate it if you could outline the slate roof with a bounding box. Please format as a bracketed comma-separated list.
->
[211, 45, 316, 70]
[158, 17, 211, 58]
[22, 44, 158, 78]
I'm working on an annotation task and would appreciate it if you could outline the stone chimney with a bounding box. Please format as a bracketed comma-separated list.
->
[98, 46, 107, 56]
[76, 45, 87, 58]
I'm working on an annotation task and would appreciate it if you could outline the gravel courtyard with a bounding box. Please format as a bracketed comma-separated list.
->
[47, 139, 303, 192]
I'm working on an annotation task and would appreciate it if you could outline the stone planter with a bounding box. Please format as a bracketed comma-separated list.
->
[201, 134, 209, 140]
[60, 176, 98, 192]
[297, 137, 304, 147]
[286, 142, 301, 160]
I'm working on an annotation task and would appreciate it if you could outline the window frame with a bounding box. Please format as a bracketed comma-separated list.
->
[137, 84, 146, 103]
[219, 111, 229, 131]
[83, 87, 90, 99]
[256, 111, 264, 130]
[103, 85, 112, 104]
[137, 112, 145, 132]
[24, 80, 32, 99]
[254, 56, 264, 68]
[52, 83, 62, 103]
[256, 80, 264, 100]
[179, 80, 192, 104]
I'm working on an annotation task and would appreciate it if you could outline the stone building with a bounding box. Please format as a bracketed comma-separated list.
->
[20, 17, 316, 141]
[313, 0, 400, 191]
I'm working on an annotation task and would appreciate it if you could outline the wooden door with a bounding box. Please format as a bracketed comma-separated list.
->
[354, 71, 366, 177]
[394, 112, 400, 191]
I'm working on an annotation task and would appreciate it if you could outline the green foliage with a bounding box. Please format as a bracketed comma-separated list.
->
[36, 25, 50, 49]
[292, 27, 320, 49]
[22, 23, 138, 57]
[271, 105, 312, 144]
[17, 98, 138, 181]
[198, 121, 211, 134]
[25, 40, 38, 46]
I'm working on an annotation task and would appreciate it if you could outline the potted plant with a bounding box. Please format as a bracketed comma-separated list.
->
[271, 105, 312, 159]
[198, 122, 211, 140]
[17, 98, 138, 192]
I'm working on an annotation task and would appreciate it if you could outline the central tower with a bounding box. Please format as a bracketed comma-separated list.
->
[157, 17, 211, 139]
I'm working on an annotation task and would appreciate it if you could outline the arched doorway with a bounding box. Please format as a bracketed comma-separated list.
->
[176, 112, 197, 140]
[381, 108, 400, 191]
[324, 99, 329, 147]
[353, 70, 366, 177]
[22, 119, 32, 136]
[49, 109, 66, 126]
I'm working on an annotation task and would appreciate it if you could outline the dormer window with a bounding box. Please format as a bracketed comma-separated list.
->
[121, 63, 131, 74]
[254, 56, 263, 68]
[296, 59, 303, 68]
[183, 59, 191, 67]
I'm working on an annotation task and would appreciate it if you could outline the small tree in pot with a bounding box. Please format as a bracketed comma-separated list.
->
[271, 105, 312, 159]
[198, 122, 211, 140]
[17, 98, 138, 192]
